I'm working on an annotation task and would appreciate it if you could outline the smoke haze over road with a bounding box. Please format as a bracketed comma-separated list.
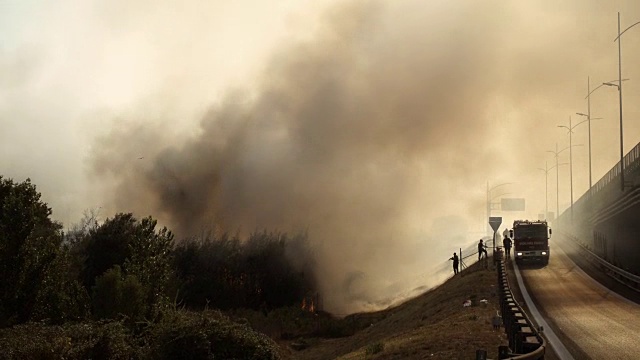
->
[4, 0, 640, 312]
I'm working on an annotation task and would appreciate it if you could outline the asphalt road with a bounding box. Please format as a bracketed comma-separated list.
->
[517, 237, 640, 360]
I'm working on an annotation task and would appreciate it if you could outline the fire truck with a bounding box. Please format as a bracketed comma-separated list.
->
[510, 220, 551, 264]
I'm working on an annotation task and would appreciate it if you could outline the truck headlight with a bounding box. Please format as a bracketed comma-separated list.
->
[541, 251, 547, 255]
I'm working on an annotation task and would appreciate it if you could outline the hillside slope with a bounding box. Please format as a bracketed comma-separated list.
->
[294, 259, 508, 359]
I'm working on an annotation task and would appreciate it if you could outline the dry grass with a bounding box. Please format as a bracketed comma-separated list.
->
[288, 259, 509, 360]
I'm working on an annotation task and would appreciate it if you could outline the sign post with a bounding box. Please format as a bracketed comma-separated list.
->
[489, 216, 502, 253]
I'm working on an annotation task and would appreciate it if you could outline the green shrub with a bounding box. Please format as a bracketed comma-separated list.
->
[147, 310, 281, 360]
[0, 321, 139, 360]
[0, 323, 69, 360]
[0, 177, 85, 326]
[70, 321, 139, 360]
[0, 310, 282, 360]
[92, 266, 145, 322]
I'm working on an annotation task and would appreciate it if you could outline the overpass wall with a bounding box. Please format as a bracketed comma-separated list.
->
[556, 141, 640, 274]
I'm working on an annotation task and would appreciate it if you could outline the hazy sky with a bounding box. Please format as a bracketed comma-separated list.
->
[3, 0, 640, 313]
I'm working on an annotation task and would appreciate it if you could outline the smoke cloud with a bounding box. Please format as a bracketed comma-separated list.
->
[5, 0, 640, 313]
[90, 1, 514, 312]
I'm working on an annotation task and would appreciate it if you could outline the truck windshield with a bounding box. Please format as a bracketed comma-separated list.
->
[514, 225, 547, 239]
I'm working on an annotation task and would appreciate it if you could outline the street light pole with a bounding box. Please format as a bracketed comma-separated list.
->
[558, 117, 588, 219]
[538, 161, 549, 220]
[617, 12, 624, 192]
[582, 76, 629, 187]
[547, 143, 581, 220]
[576, 110, 603, 193]
[583, 76, 593, 190]
[548, 144, 561, 220]
[581, 77, 627, 191]
[569, 117, 573, 215]
[610, 12, 640, 191]
[587, 76, 592, 189]
[538, 161, 568, 220]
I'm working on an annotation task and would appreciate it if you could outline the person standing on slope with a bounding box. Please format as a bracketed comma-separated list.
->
[478, 239, 488, 260]
[450, 252, 459, 275]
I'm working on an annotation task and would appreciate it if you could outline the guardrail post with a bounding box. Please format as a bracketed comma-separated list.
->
[515, 326, 534, 353]
[498, 345, 511, 359]
[475, 349, 487, 360]
[520, 335, 541, 354]
[509, 315, 527, 351]
[505, 306, 519, 330]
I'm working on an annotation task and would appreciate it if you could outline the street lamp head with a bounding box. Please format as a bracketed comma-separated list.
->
[603, 82, 619, 88]
[576, 112, 588, 117]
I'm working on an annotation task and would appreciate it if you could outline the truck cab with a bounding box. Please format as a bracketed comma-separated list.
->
[511, 220, 551, 265]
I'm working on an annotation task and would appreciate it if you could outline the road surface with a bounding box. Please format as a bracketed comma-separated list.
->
[518, 237, 640, 360]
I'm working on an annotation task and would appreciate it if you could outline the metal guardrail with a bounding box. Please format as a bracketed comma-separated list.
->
[495, 252, 546, 359]
[561, 231, 640, 292]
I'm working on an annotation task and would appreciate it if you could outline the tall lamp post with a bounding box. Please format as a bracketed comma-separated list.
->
[605, 12, 640, 191]
[558, 117, 588, 218]
[579, 77, 628, 190]
[537, 161, 568, 220]
[538, 161, 550, 220]
[547, 143, 581, 220]
[575, 111, 602, 192]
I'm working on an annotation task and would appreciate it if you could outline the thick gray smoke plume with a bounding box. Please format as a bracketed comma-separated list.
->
[82, 0, 640, 312]
[91, 1, 510, 312]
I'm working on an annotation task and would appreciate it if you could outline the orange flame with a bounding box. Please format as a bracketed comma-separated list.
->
[301, 297, 315, 312]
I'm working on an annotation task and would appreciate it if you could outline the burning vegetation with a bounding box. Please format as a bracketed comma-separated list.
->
[301, 294, 319, 313]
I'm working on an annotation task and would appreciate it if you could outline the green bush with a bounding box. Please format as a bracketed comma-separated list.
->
[71, 321, 140, 360]
[0, 177, 85, 325]
[0, 321, 139, 360]
[0, 323, 69, 360]
[92, 266, 145, 322]
[0, 311, 283, 360]
[82, 213, 174, 320]
[147, 310, 281, 360]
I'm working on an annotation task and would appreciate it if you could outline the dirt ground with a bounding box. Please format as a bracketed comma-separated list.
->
[282, 259, 511, 360]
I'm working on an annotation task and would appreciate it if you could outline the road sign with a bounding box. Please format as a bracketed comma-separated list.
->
[501, 198, 525, 211]
[489, 216, 502, 232]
